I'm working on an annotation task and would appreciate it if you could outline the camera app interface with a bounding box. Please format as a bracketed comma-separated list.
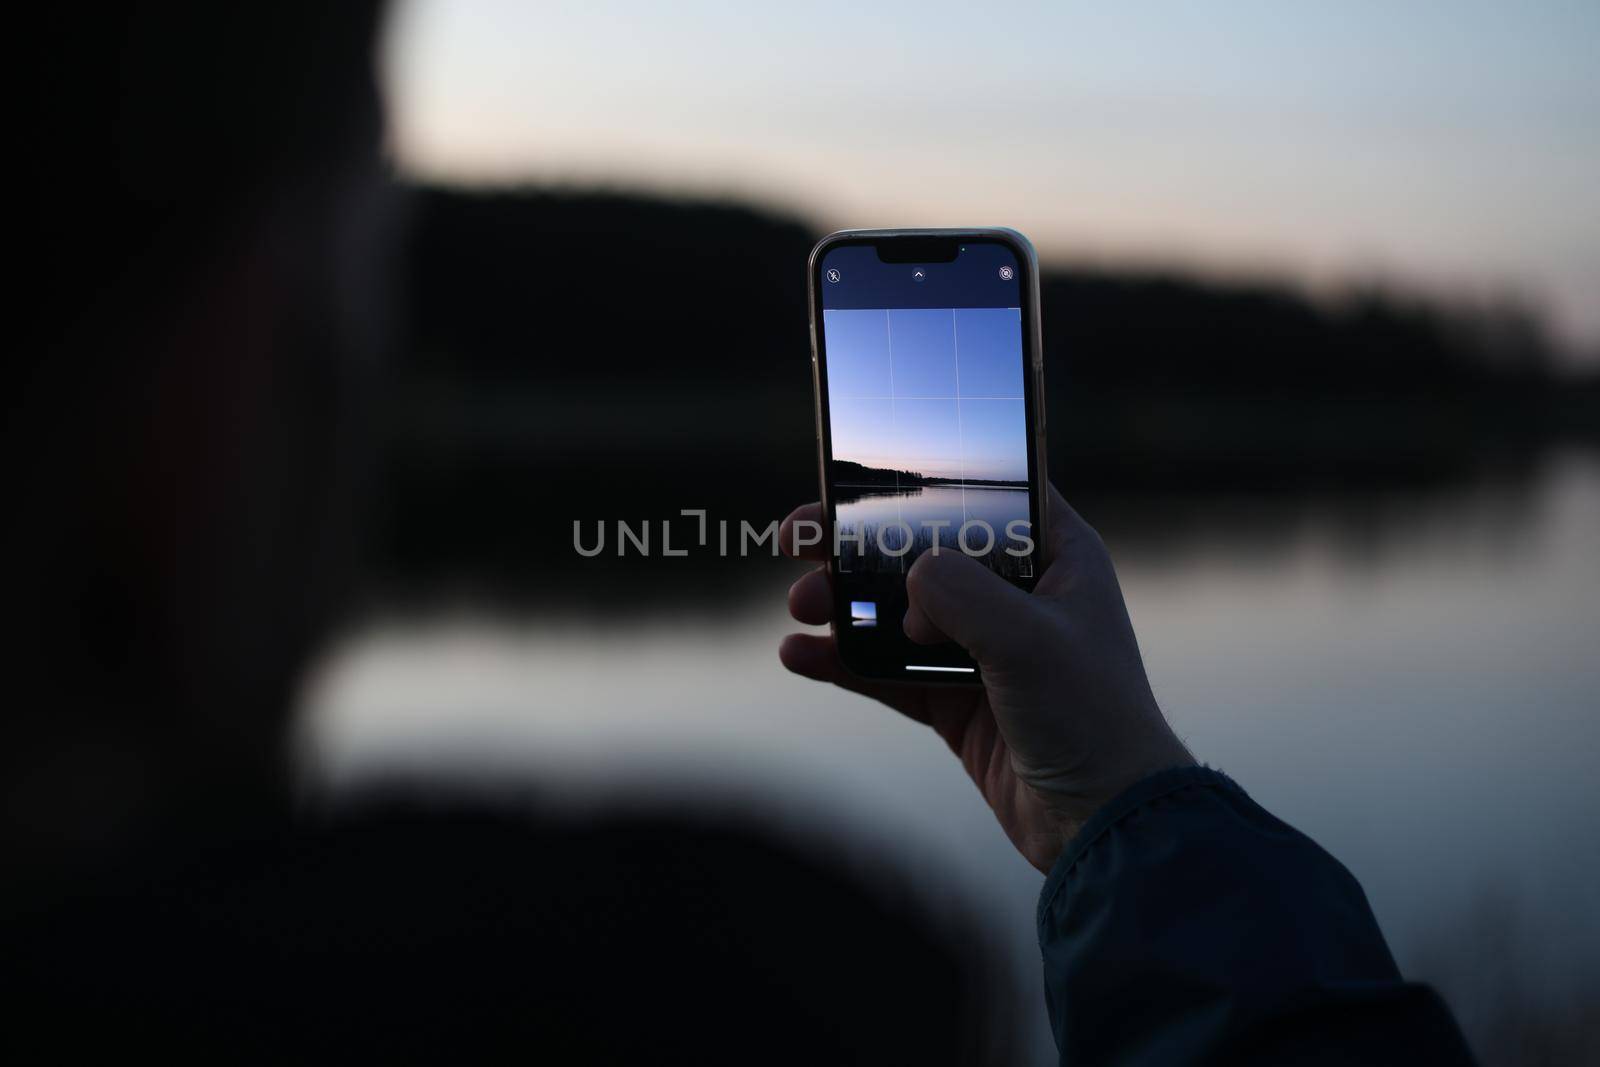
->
[818, 241, 1038, 676]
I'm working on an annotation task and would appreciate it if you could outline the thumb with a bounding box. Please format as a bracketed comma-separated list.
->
[904, 550, 1039, 662]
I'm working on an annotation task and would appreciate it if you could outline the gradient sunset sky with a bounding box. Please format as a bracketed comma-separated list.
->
[383, 1, 1600, 357]
[826, 308, 1028, 483]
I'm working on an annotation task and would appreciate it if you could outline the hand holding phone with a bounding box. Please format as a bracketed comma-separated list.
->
[808, 229, 1048, 685]
[779, 484, 1195, 874]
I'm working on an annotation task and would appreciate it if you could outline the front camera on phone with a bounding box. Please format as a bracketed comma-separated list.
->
[998, 265, 1015, 281]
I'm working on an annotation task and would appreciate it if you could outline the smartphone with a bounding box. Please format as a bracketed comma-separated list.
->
[807, 229, 1049, 684]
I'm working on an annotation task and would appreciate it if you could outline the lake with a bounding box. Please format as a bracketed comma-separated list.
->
[300, 451, 1600, 1064]
[835, 483, 1031, 574]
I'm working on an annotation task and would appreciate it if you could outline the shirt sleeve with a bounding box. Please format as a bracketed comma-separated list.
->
[1036, 765, 1475, 1066]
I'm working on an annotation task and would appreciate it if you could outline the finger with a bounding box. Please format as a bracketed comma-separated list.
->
[777, 633, 932, 725]
[779, 503, 829, 560]
[787, 566, 833, 625]
[902, 590, 951, 645]
[904, 549, 1040, 661]
[778, 631, 849, 683]
[1033, 484, 1121, 603]
[1046, 482, 1106, 566]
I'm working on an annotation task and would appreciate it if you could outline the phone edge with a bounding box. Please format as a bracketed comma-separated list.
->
[805, 228, 1049, 686]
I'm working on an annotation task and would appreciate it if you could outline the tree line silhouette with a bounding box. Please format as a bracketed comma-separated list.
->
[372, 185, 1598, 601]
[832, 461, 1028, 489]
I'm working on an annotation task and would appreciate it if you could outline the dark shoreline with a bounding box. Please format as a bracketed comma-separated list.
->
[835, 481, 1029, 490]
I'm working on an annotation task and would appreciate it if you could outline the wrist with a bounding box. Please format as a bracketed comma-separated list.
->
[1028, 741, 1197, 864]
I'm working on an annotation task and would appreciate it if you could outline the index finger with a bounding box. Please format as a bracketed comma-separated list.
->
[779, 502, 829, 560]
[1046, 482, 1105, 562]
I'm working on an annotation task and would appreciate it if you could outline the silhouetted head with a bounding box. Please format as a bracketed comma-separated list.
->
[11, 4, 395, 861]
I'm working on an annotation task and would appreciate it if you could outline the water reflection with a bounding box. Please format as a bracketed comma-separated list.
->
[303, 452, 1600, 1064]
[835, 483, 1031, 574]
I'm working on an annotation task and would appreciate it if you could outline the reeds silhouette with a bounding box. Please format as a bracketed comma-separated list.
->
[839, 521, 1033, 580]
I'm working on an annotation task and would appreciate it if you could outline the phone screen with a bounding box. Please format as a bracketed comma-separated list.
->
[812, 236, 1043, 681]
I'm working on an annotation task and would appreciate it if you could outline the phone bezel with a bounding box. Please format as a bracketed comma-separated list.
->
[806, 228, 1051, 686]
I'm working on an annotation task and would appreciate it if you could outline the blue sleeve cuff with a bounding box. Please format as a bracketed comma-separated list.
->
[1035, 764, 1243, 939]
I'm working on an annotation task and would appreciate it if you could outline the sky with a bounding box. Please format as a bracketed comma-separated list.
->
[382, 1, 1600, 356]
[826, 308, 1028, 483]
